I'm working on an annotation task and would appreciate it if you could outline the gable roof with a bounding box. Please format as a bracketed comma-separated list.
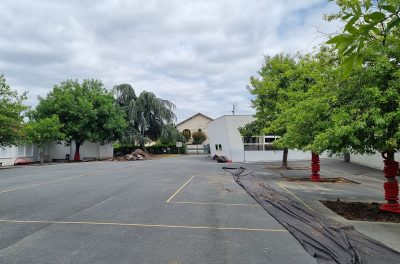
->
[176, 113, 214, 127]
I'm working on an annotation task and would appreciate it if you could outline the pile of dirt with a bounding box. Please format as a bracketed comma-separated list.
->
[113, 149, 152, 161]
[212, 155, 230, 163]
[321, 200, 400, 223]
[282, 177, 359, 184]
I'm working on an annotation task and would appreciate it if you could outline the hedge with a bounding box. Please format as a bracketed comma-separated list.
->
[113, 144, 186, 156]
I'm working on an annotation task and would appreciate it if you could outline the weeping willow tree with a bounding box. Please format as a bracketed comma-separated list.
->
[114, 84, 177, 147]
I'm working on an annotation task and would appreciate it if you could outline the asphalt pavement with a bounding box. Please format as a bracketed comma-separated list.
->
[0, 156, 316, 264]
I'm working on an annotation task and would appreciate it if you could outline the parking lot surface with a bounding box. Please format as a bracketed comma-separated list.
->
[0, 156, 316, 264]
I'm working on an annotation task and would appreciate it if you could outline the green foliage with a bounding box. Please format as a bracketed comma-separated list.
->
[271, 49, 339, 153]
[24, 115, 64, 147]
[0, 74, 27, 147]
[314, 36, 400, 155]
[191, 130, 207, 145]
[248, 54, 298, 138]
[160, 124, 186, 145]
[114, 84, 177, 146]
[24, 115, 64, 164]
[35, 79, 127, 148]
[181, 129, 191, 142]
[146, 143, 187, 154]
[326, 0, 400, 76]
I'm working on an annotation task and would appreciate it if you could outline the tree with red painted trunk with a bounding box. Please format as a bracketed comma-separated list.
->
[35, 79, 127, 161]
[321, 0, 400, 213]
[315, 36, 400, 213]
[267, 50, 338, 181]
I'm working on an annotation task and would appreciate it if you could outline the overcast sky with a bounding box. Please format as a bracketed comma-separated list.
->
[0, 0, 340, 122]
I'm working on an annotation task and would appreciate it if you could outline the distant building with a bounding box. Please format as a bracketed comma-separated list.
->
[176, 113, 213, 145]
[207, 115, 310, 162]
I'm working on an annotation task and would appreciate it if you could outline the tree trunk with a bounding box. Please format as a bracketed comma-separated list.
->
[310, 152, 321, 182]
[40, 147, 44, 165]
[380, 151, 400, 213]
[74, 141, 81, 161]
[282, 148, 288, 169]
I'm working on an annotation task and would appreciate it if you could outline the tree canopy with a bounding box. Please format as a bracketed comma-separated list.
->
[35, 79, 127, 160]
[159, 124, 186, 145]
[0, 74, 27, 147]
[24, 115, 64, 164]
[326, 0, 400, 76]
[114, 83, 177, 147]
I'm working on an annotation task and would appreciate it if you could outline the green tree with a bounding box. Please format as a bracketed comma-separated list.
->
[0, 74, 27, 147]
[114, 83, 177, 148]
[181, 129, 192, 142]
[326, 0, 400, 76]
[315, 35, 400, 212]
[24, 115, 64, 165]
[159, 124, 186, 145]
[247, 54, 303, 168]
[192, 130, 207, 145]
[35, 79, 127, 161]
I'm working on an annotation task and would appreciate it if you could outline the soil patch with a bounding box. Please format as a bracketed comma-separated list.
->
[321, 200, 400, 223]
[266, 166, 309, 170]
[282, 177, 359, 184]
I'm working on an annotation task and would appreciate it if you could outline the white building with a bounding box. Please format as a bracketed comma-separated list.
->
[207, 115, 398, 171]
[0, 141, 113, 166]
[207, 115, 310, 162]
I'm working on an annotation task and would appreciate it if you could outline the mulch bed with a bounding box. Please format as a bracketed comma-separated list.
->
[321, 200, 400, 223]
[282, 177, 359, 184]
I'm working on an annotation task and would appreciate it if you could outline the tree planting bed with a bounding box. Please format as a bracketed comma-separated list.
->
[282, 177, 359, 184]
[321, 200, 400, 223]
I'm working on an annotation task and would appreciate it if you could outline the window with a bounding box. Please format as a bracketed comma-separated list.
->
[243, 135, 280, 151]
[215, 144, 222, 151]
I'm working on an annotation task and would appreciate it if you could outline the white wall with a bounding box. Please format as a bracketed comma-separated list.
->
[225, 115, 255, 162]
[349, 152, 400, 171]
[208, 116, 232, 158]
[99, 144, 113, 159]
[208, 115, 255, 162]
[48, 142, 70, 160]
[0, 144, 35, 166]
[207, 115, 343, 163]
[244, 150, 311, 162]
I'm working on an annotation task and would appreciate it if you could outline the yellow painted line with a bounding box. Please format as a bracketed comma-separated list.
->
[275, 182, 314, 211]
[0, 219, 288, 232]
[166, 175, 196, 203]
[169, 201, 260, 207]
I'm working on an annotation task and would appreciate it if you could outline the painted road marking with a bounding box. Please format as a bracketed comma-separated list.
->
[0, 219, 288, 232]
[275, 182, 314, 211]
[166, 175, 196, 203]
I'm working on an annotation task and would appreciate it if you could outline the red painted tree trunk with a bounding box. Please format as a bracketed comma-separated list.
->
[74, 142, 81, 161]
[380, 152, 400, 213]
[311, 152, 321, 182]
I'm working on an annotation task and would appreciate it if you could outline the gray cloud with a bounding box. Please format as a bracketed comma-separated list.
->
[0, 0, 340, 121]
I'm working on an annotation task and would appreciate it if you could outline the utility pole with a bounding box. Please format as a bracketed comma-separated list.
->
[232, 103, 236, 115]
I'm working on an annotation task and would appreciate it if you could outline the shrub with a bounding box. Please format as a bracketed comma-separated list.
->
[146, 143, 187, 154]
[192, 130, 207, 145]
[181, 130, 191, 141]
